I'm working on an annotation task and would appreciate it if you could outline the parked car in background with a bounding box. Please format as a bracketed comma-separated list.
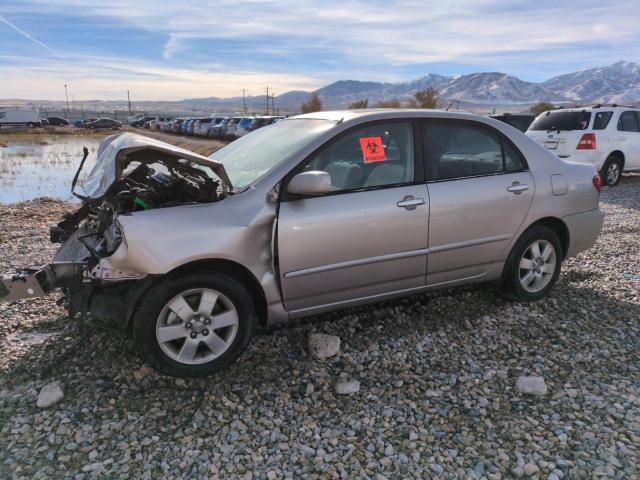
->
[126, 113, 146, 125]
[156, 117, 174, 130]
[46, 116, 70, 126]
[181, 118, 193, 135]
[235, 117, 256, 137]
[194, 118, 216, 136]
[490, 113, 536, 132]
[0, 107, 40, 127]
[172, 119, 184, 133]
[526, 106, 640, 186]
[130, 116, 156, 128]
[72, 120, 84, 128]
[40, 118, 49, 126]
[85, 118, 122, 130]
[225, 117, 242, 138]
[208, 117, 230, 138]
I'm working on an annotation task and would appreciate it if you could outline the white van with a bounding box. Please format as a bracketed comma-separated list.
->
[526, 106, 640, 186]
[0, 107, 41, 127]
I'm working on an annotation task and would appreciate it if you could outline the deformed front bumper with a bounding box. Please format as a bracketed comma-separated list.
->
[0, 262, 85, 302]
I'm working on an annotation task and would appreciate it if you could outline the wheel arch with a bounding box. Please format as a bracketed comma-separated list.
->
[126, 258, 268, 329]
[526, 217, 570, 260]
[608, 150, 625, 167]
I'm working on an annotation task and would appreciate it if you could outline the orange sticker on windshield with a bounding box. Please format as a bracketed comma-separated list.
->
[359, 136, 386, 163]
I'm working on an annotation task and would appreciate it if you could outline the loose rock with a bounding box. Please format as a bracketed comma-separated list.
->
[516, 376, 548, 396]
[36, 381, 64, 408]
[308, 333, 340, 359]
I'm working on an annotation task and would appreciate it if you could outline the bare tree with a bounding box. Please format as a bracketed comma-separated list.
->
[373, 98, 402, 108]
[348, 99, 369, 109]
[529, 101, 555, 115]
[301, 94, 322, 113]
[411, 87, 440, 109]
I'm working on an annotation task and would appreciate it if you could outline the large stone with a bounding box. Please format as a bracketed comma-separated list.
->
[36, 381, 65, 408]
[308, 333, 340, 360]
[516, 376, 548, 396]
[335, 380, 360, 395]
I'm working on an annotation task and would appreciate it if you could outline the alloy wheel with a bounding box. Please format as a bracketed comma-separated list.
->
[518, 239, 557, 293]
[606, 162, 620, 185]
[155, 288, 239, 365]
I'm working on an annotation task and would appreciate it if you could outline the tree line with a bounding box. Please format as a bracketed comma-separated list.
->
[301, 87, 440, 113]
[302, 90, 562, 116]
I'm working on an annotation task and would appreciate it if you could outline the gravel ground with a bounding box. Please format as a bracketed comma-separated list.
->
[1, 175, 639, 479]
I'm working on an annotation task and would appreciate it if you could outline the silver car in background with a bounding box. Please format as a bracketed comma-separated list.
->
[1, 110, 604, 377]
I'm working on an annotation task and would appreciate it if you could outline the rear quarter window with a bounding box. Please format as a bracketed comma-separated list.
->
[593, 112, 613, 130]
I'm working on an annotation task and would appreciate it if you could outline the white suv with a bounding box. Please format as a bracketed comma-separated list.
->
[526, 106, 640, 186]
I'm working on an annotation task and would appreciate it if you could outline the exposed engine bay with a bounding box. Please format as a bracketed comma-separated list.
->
[1, 132, 232, 319]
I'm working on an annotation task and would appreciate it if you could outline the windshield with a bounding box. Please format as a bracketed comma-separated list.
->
[529, 111, 592, 131]
[210, 118, 336, 189]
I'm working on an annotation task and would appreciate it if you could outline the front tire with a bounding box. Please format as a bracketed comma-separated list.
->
[501, 225, 562, 301]
[600, 155, 623, 186]
[133, 272, 256, 377]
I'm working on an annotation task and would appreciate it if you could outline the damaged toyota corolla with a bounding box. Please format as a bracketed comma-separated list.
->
[1, 110, 604, 377]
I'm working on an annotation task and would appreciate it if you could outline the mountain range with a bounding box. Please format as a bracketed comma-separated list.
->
[5, 61, 640, 115]
[182, 61, 640, 111]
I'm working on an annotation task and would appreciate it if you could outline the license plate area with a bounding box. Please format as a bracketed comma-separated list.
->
[544, 141, 558, 150]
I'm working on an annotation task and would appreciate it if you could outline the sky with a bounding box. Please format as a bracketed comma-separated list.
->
[1, 0, 639, 101]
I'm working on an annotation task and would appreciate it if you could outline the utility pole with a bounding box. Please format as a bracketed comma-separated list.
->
[271, 93, 275, 116]
[127, 90, 132, 113]
[264, 86, 270, 115]
[64, 84, 69, 115]
[242, 89, 247, 115]
[71, 95, 75, 113]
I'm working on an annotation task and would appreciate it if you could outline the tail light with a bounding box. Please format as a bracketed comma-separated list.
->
[577, 133, 596, 149]
[592, 174, 601, 193]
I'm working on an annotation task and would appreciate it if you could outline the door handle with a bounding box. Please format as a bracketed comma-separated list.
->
[507, 182, 530, 194]
[397, 196, 425, 210]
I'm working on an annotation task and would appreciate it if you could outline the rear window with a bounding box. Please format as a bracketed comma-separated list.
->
[529, 111, 592, 131]
[593, 111, 613, 130]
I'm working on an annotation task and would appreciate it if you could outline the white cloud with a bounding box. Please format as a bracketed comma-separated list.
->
[2, 0, 640, 98]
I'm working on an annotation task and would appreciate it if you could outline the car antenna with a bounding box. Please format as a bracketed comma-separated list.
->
[446, 73, 478, 112]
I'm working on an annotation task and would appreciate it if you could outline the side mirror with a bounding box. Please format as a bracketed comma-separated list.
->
[287, 171, 331, 196]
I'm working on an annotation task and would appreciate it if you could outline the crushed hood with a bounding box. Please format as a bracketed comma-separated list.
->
[78, 132, 232, 198]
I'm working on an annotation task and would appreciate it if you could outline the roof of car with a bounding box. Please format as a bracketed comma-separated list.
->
[292, 108, 499, 123]
[544, 105, 640, 113]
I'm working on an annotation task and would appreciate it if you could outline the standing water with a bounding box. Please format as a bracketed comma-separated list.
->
[0, 135, 102, 203]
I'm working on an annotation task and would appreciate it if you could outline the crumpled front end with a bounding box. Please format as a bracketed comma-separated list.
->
[1, 133, 231, 325]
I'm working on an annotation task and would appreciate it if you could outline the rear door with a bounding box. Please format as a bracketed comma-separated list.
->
[422, 120, 535, 286]
[277, 120, 429, 312]
[618, 111, 640, 168]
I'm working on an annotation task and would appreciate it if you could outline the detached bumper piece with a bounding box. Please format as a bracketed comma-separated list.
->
[1, 267, 54, 301]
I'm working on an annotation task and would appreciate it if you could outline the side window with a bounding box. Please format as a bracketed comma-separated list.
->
[593, 111, 613, 130]
[303, 123, 415, 192]
[424, 123, 524, 181]
[504, 141, 526, 172]
[617, 111, 640, 132]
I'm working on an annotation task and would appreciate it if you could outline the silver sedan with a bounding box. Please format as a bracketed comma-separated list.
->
[2, 110, 605, 377]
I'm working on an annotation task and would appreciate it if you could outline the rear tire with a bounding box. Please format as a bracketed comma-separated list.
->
[133, 272, 256, 377]
[501, 225, 562, 302]
[600, 155, 623, 186]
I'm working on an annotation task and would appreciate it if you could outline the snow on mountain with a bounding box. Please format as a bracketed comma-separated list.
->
[179, 61, 640, 111]
[542, 61, 640, 103]
[437, 72, 566, 105]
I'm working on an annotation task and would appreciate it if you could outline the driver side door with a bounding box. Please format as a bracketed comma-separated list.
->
[277, 121, 429, 313]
